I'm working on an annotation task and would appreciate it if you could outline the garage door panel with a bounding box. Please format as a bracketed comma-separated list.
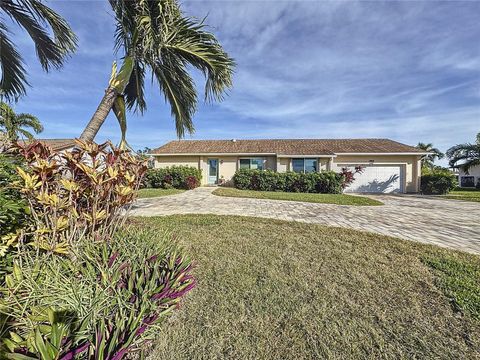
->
[338, 165, 403, 193]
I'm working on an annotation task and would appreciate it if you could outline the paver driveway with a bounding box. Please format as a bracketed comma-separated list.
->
[131, 187, 480, 254]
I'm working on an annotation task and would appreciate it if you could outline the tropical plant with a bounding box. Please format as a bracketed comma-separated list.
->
[145, 166, 202, 189]
[0, 102, 43, 140]
[12, 139, 146, 256]
[447, 132, 480, 174]
[0, 0, 77, 101]
[232, 169, 346, 194]
[79, 0, 235, 145]
[420, 166, 457, 195]
[0, 226, 195, 359]
[416, 142, 444, 169]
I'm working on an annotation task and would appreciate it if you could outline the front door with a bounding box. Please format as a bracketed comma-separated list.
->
[208, 158, 219, 185]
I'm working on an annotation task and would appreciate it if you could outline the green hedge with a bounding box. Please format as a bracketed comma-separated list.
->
[233, 169, 344, 194]
[420, 167, 457, 195]
[145, 165, 202, 190]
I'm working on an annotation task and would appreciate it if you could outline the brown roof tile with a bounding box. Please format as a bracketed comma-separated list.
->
[151, 139, 424, 156]
[19, 139, 76, 151]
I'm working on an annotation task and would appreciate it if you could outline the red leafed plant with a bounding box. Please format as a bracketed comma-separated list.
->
[340, 166, 364, 189]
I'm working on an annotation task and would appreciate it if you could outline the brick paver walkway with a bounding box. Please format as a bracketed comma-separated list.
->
[131, 187, 480, 254]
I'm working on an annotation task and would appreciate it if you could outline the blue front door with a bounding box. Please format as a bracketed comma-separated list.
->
[208, 158, 218, 184]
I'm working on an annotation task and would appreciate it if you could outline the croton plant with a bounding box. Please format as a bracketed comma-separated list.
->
[11, 139, 147, 255]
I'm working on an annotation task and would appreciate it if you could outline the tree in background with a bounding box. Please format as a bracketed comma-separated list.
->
[0, 102, 43, 141]
[416, 142, 444, 169]
[447, 132, 480, 174]
[0, 0, 77, 101]
[79, 0, 235, 146]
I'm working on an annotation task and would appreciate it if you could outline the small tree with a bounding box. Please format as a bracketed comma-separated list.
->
[0, 102, 43, 141]
[416, 142, 444, 169]
[446, 133, 480, 174]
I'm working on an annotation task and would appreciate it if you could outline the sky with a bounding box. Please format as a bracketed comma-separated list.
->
[6, 0, 480, 165]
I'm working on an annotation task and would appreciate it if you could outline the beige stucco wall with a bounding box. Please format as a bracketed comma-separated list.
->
[154, 154, 422, 192]
[154, 156, 200, 169]
[333, 155, 422, 193]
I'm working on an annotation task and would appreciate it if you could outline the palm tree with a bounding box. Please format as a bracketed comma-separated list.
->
[79, 0, 234, 145]
[416, 142, 444, 168]
[0, 0, 77, 101]
[447, 133, 480, 174]
[0, 102, 43, 140]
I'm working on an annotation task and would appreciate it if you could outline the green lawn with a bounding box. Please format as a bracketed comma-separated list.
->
[137, 188, 185, 199]
[135, 215, 480, 359]
[444, 188, 480, 203]
[212, 187, 383, 206]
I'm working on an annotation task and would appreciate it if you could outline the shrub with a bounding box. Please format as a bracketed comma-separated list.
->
[232, 169, 344, 194]
[0, 226, 195, 359]
[12, 140, 147, 255]
[145, 166, 201, 190]
[0, 153, 31, 278]
[421, 167, 457, 195]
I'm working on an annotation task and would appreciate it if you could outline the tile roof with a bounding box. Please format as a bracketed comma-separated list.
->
[151, 139, 424, 156]
[19, 139, 76, 151]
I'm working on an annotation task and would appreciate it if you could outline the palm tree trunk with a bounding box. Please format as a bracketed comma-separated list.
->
[79, 86, 118, 142]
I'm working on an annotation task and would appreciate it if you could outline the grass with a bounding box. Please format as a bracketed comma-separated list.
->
[212, 187, 383, 206]
[135, 215, 480, 359]
[137, 188, 185, 199]
[423, 254, 480, 320]
[444, 188, 480, 203]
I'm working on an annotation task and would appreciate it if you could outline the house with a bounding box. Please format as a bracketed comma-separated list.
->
[19, 138, 76, 152]
[150, 138, 428, 193]
[456, 165, 480, 188]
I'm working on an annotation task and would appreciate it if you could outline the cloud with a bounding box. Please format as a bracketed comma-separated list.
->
[7, 0, 480, 160]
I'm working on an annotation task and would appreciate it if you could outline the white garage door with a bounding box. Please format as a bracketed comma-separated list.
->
[339, 165, 403, 193]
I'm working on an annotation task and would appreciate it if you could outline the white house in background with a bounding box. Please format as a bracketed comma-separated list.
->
[457, 165, 480, 188]
[149, 138, 428, 193]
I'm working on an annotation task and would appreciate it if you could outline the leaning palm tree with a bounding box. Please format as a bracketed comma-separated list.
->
[416, 142, 444, 169]
[446, 133, 480, 174]
[79, 0, 234, 145]
[0, 0, 77, 101]
[0, 102, 43, 140]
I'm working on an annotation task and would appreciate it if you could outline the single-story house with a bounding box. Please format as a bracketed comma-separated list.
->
[456, 165, 480, 188]
[150, 138, 428, 193]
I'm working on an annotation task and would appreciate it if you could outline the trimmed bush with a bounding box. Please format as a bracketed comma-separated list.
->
[232, 169, 344, 194]
[146, 166, 202, 190]
[421, 167, 457, 195]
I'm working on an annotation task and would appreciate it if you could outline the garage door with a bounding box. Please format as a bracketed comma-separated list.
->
[339, 165, 403, 193]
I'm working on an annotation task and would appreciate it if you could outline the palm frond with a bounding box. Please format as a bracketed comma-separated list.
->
[16, 127, 34, 140]
[28, 0, 78, 55]
[152, 54, 197, 137]
[161, 16, 234, 102]
[2, 0, 64, 70]
[124, 60, 146, 113]
[16, 113, 43, 133]
[0, 23, 28, 101]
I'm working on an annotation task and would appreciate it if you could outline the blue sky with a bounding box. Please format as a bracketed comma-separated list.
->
[8, 0, 480, 164]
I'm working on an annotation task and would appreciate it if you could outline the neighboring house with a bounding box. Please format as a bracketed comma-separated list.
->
[456, 165, 480, 188]
[19, 138, 76, 152]
[150, 139, 427, 193]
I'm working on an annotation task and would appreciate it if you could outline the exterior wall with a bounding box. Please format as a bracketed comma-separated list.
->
[277, 158, 290, 172]
[154, 156, 200, 169]
[333, 155, 422, 193]
[154, 154, 423, 192]
[457, 165, 480, 188]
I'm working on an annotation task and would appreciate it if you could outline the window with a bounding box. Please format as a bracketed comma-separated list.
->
[460, 176, 475, 187]
[292, 158, 317, 173]
[239, 158, 265, 170]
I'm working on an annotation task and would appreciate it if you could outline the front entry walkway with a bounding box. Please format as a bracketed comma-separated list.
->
[130, 187, 480, 254]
